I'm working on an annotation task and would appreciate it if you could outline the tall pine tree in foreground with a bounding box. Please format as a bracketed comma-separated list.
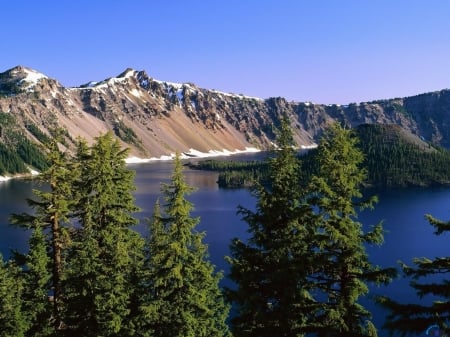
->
[10, 132, 76, 332]
[227, 118, 315, 337]
[22, 225, 53, 337]
[308, 123, 395, 337]
[140, 154, 230, 337]
[63, 133, 144, 337]
[378, 215, 450, 336]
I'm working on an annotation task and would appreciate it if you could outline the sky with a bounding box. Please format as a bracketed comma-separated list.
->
[2, 1, 450, 104]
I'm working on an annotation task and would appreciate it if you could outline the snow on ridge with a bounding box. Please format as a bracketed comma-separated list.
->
[125, 147, 261, 164]
[210, 89, 263, 101]
[22, 68, 48, 83]
[122, 69, 136, 78]
[17, 68, 48, 90]
[153, 79, 183, 90]
[130, 88, 142, 98]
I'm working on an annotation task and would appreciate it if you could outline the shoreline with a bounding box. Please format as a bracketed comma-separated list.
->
[125, 147, 261, 164]
[0, 147, 262, 182]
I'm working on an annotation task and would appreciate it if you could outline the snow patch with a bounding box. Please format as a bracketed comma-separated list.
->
[130, 88, 142, 98]
[0, 175, 11, 182]
[125, 147, 261, 164]
[18, 68, 48, 91]
[22, 68, 48, 84]
[301, 144, 318, 149]
[211, 89, 263, 101]
[122, 69, 136, 78]
[176, 88, 183, 103]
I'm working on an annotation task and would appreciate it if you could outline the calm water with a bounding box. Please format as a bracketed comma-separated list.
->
[1, 159, 450, 336]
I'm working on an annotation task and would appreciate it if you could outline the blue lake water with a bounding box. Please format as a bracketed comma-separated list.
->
[1, 159, 449, 336]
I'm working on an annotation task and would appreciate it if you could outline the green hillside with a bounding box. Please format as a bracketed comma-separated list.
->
[191, 124, 450, 188]
[355, 123, 450, 187]
[0, 112, 48, 176]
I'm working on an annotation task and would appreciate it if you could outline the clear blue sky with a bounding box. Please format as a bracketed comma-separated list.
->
[2, 1, 450, 104]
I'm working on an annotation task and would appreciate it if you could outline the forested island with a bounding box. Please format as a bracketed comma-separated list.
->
[1, 122, 449, 337]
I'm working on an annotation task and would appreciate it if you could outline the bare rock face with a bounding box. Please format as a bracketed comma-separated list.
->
[0, 65, 449, 157]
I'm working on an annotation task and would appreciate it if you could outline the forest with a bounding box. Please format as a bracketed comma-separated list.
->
[0, 122, 449, 337]
[0, 112, 48, 176]
[188, 123, 450, 189]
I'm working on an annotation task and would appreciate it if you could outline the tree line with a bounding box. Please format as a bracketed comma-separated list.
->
[196, 123, 450, 189]
[0, 122, 449, 336]
[0, 112, 48, 176]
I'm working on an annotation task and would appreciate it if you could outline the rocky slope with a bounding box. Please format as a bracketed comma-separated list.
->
[1, 65, 450, 159]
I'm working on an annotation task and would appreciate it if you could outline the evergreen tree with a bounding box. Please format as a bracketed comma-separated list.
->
[227, 118, 315, 337]
[308, 123, 395, 337]
[63, 132, 144, 337]
[378, 215, 450, 336]
[11, 131, 76, 332]
[140, 154, 230, 337]
[22, 225, 53, 337]
[0, 255, 28, 337]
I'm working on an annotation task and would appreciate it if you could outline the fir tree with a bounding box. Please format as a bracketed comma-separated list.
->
[308, 123, 395, 337]
[63, 132, 144, 336]
[140, 154, 230, 337]
[0, 255, 27, 337]
[22, 225, 53, 337]
[227, 118, 315, 337]
[11, 131, 76, 331]
[378, 215, 450, 336]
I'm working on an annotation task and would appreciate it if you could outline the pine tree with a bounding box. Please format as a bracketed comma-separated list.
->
[0, 255, 28, 337]
[140, 154, 230, 337]
[22, 225, 53, 337]
[11, 131, 76, 331]
[63, 132, 144, 336]
[307, 123, 395, 337]
[227, 118, 315, 337]
[378, 215, 450, 336]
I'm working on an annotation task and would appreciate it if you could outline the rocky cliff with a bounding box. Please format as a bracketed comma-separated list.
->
[1, 65, 449, 158]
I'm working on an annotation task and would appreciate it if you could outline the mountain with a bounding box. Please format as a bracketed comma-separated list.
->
[1, 65, 450, 163]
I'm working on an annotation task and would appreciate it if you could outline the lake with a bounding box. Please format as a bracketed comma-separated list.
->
[1, 158, 449, 336]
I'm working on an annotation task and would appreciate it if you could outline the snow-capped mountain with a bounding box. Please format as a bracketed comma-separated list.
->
[0, 65, 449, 158]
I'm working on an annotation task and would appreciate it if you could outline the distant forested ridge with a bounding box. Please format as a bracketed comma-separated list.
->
[355, 123, 450, 187]
[189, 123, 450, 188]
[0, 112, 48, 176]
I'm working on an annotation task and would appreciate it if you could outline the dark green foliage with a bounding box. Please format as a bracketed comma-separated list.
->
[0, 256, 28, 337]
[355, 124, 450, 187]
[22, 225, 53, 337]
[191, 123, 450, 189]
[113, 120, 143, 149]
[0, 78, 24, 97]
[0, 112, 48, 175]
[377, 214, 450, 336]
[307, 123, 396, 337]
[227, 118, 315, 336]
[63, 132, 144, 336]
[25, 121, 51, 144]
[140, 154, 230, 337]
[0, 142, 28, 174]
[10, 133, 77, 332]
[187, 159, 269, 188]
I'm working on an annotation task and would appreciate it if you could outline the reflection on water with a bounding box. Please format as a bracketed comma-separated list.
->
[2, 159, 450, 336]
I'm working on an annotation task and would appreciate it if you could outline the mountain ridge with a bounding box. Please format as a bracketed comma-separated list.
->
[1, 65, 450, 161]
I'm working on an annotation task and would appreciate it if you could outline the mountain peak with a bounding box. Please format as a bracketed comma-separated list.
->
[0, 66, 49, 96]
[3, 65, 48, 81]
[117, 68, 137, 79]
